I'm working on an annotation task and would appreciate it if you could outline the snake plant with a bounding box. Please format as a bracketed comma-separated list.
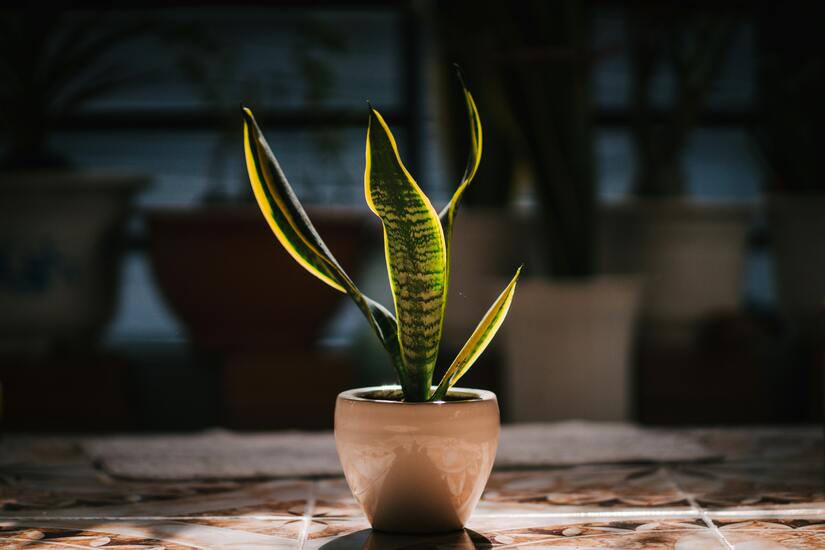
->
[242, 70, 521, 402]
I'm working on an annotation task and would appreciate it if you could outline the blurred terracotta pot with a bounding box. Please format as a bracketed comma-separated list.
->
[334, 386, 499, 533]
[146, 205, 368, 351]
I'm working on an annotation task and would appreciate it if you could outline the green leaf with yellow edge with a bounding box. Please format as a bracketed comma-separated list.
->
[243, 107, 347, 293]
[365, 107, 447, 401]
[439, 66, 483, 290]
[243, 107, 410, 391]
[431, 266, 522, 401]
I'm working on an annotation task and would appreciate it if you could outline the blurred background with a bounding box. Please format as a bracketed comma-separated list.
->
[1, 0, 823, 432]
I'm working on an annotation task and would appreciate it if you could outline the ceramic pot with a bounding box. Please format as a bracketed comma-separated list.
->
[503, 276, 642, 421]
[334, 386, 499, 533]
[146, 205, 368, 351]
[442, 209, 520, 351]
[599, 199, 752, 323]
[0, 171, 147, 349]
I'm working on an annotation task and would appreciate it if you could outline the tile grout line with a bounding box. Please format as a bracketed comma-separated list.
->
[476, 510, 703, 519]
[8, 508, 824, 523]
[4, 515, 313, 521]
[709, 508, 825, 518]
[298, 480, 318, 550]
[686, 494, 735, 550]
[493, 526, 736, 550]
[662, 467, 734, 550]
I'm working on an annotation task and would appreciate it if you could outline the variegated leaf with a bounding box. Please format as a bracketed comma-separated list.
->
[365, 107, 447, 401]
[439, 67, 483, 289]
[243, 107, 408, 386]
[243, 107, 346, 292]
[431, 266, 522, 401]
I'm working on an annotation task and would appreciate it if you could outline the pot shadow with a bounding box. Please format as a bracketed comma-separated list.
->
[318, 528, 492, 549]
[367, 444, 463, 532]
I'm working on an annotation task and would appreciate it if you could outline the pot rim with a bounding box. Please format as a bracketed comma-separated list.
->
[338, 385, 496, 405]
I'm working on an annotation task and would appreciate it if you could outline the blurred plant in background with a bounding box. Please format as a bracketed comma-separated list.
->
[166, 17, 349, 203]
[627, 4, 736, 198]
[754, 5, 825, 194]
[0, 10, 152, 350]
[756, 3, 825, 320]
[435, 0, 596, 279]
[0, 11, 155, 170]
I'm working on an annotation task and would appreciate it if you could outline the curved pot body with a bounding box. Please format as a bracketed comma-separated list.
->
[334, 386, 499, 533]
[599, 199, 752, 323]
[0, 171, 147, 349]
[146, 205, 368, 351]
[504, 276, 641, 422]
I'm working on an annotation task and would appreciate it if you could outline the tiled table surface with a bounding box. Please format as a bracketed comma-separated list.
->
[1, 428, 823, 549]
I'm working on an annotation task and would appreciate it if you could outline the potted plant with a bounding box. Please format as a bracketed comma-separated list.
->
[755, 3, 825, 319]
[0, 12, 149, 350]
[242, 72, 520, 533]
[599, 5, 752, 332]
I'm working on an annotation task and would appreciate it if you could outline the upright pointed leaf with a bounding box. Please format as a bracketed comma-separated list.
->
[243, 107, 408, 386]
[365, 108, 447, 401]
[243, 107, 346, 292]
[432, 266, 522, 401]
[439, 68, 483, 288]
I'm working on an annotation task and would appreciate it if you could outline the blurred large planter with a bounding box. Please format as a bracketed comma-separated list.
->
[599, 200, 752, 323]
[0, 171, 147, 349]
[146, 205, 368, 351]
[443, 209, 520, 351]
[767, 194, 825, 318]
[503, 276, 641, 421]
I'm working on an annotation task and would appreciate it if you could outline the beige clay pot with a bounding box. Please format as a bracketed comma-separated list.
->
[334, 386, 499, 533]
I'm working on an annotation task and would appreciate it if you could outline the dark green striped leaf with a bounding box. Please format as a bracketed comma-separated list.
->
[365, 107, 448, 401]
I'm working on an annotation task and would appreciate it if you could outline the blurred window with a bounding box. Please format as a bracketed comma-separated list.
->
[44, 7, 414, 343]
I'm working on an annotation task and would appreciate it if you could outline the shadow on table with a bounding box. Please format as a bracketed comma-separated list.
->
[319, 528, 492, 549]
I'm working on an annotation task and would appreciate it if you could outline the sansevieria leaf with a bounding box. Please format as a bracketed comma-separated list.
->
[365, 107, 447, 401]
[242, 107, 409, 390]
[243, 69, 521, 403]
[243, 107, 346, 293]
[431, 266, 522, 401]
[440, 66, 483, 290]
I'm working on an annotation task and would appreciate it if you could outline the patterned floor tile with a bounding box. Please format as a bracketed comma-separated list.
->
[476, 466, 693, 516]
[711, 517, 825, 549]
[302, 515, 722, 549]
[489, 526, 727, 549]
[469, 516, 722, 548]
[0, 518, 303, 549]
[312, 478, 364, 518]
[303, 517, 372, 549]
[1, 461, 311, 518]
[671, 463, 825, 511]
